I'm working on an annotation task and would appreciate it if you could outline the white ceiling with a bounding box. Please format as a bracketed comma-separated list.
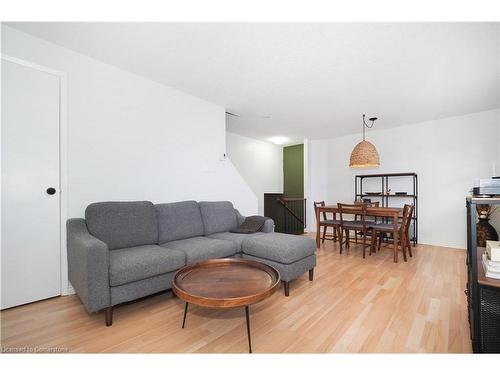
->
[8, 22, 500, 144]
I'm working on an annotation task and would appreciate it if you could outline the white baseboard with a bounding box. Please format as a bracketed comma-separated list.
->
[65, 282, 76, 295]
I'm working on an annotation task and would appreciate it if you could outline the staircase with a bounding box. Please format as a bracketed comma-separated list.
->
[264, 193, 306, 234]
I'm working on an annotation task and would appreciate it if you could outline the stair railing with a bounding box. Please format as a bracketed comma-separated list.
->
[277, 198, 306, 234]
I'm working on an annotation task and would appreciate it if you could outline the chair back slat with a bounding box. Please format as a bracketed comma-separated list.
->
[313, 201, 329, 221]
[352, 201, 379, 221]
[364, 201, 379, 221]
[338, 202, 367, 225]
[401, 204, 414, 236]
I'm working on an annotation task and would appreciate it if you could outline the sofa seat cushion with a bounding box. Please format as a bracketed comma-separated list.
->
[109, 245, 185, 286]
[160, 236, 237, 265]
[85, 201, 158, 250]
[208, 232, 264, 252]
[199, 201, 238, 235]
[241, 233, 316, 265]
[155, 201, 204, 243]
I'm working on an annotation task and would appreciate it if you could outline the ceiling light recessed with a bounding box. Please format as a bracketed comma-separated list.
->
[268, 136, 289, 145]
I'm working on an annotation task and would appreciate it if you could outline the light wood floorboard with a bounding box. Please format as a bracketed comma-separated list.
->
[0, 236, 471, 353]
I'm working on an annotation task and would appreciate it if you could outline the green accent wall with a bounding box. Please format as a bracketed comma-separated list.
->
[283, 144, 304, 198]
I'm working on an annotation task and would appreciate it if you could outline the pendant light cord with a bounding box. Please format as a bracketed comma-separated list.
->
[362, 114, 375, 141]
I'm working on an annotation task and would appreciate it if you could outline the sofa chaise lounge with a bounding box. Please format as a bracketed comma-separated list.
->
[67, 200, 316, 326]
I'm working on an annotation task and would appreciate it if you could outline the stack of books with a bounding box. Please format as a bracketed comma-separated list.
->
[483, 241, 500, 279]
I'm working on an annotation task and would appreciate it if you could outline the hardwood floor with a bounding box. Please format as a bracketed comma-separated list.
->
[0, 236, 471, 353]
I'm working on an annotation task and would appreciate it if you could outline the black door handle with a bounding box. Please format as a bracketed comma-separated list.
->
[46, 187, 56, 195]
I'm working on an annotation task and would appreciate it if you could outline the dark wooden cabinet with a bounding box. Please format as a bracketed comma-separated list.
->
[466, 197, 500, 353]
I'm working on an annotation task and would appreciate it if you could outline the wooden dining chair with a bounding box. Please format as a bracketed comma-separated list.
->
[353, 201, 379, 244]
[370, 204, 414, 261]
[337, 203, 372, 258]
[314, 201, 342, 247]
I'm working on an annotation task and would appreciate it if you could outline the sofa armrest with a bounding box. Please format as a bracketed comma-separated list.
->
[261, 218, 275, 233]
[235, 209, 275, 233]
[67, 218, 110, 313]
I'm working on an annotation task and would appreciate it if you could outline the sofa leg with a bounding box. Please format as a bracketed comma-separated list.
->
[105, 306, 113, 327]
[309, 268, 314, 281]
[284, 281, 290, 297]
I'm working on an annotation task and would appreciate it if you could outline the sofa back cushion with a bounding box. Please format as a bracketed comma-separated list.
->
[199, 201, 238, 235]
[85, 201, 158, 250]
[155, 201, 205, 243]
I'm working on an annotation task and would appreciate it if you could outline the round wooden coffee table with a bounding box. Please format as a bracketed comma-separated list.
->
[172, 258, 280, 353]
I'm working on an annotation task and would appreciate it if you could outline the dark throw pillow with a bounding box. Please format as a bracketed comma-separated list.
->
[230, 216, 268, 234]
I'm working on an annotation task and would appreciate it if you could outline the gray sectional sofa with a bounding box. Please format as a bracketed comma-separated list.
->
[67, 200, 316, 326]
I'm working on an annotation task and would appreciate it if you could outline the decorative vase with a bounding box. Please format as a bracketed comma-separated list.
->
[477, 218, 499, 247]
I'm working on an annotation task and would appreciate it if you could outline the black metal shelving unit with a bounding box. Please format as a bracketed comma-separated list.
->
[466, 196, 500, 353]
[354, 172, 418, 245]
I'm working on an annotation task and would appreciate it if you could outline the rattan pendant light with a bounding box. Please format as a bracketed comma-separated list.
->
[349, 114, 380, 168]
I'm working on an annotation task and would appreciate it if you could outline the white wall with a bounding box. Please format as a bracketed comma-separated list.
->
[1, 25, 258, 218]
[307, 109, 500, 249]
[225, 132, 283, 214]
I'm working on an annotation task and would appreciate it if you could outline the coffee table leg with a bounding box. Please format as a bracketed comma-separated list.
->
[182, 302, 189, 329]
[245, 306, 252, 353]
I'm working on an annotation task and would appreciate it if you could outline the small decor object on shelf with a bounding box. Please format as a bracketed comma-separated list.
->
[476, 204, 499, 247]
[473, 178, 500, 197]
[487, 240, 500, 262]
[482, 253, 500, 279]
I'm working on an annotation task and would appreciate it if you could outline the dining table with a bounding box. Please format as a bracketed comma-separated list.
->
[315, 205, 404, 263]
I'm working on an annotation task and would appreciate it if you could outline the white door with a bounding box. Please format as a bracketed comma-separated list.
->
[1, 58, 61, 309]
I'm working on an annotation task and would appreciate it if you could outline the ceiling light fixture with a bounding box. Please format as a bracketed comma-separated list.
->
[349, 114, 380, 168]
[268, 136, 289, 145]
